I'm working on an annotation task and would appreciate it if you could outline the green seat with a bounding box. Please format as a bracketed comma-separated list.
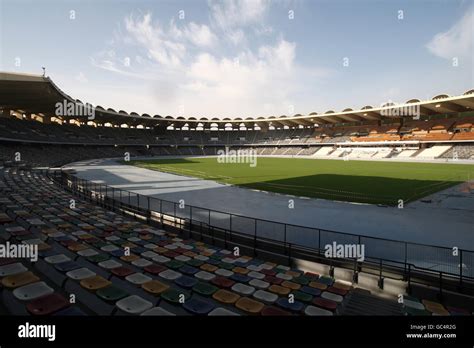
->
[186, 259, 204, 267]
[292, 276, 310, 286]
[161, 288, 190, 304]
[97, 285, 129, 302]
[165, 260, 184, 270]
[219, 262, 234, 270]
[192, 282, 219, 296]
[87, 254, 110, 263]
[293, 291, 313, 303]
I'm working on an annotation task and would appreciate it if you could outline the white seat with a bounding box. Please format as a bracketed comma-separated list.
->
[132, 258, 153, 268]
[0, 263, 27, 277]
[77, 249, 99, 257]
[194, 271, 215, 281]
[253, 290, 278, 303]
[194, 255, 209, 261]
[144, 244, 157, 250]
[125, 273, 152, 285]
[321, 291, 343, 303]
[105, 236, 120, 242]
[248, 271, 265, 279]
[219, 250, 232, 255]
[404, 299, 425, 310]
[101, 245, 119, 252]
[141, 251, 158, 259]
[221, 257, 236, 264]
[305, 305, 334, 316]
[164, 244, 177, 250]
[152, 255, 170, 263]
[215, 269, 234, 277]
[246, 265, 262, 272]
[140, 307, 176, 316]
[259, 263, 274, 270]
[98, 259, 122, 269]
[159, 269, 182, 281]
[249, 279, 269, 289]
[231, 283, 255, 296]
[13, 282, 54, 301]
[45, 254, 71, 264]
[175, 255, 190, 262]
[208, 307, 240, 316]
[116, 295, 153, 314]
[127, 237, 141, 242]
[276, 273, 292, 281]
[66, 268, 96, 280]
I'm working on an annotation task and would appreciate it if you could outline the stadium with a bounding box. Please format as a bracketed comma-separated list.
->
[0, 0, 473, 345]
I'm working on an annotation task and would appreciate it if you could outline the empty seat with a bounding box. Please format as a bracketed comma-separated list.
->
[26, 293, 70, 315]
[141, 280, 169, 295]
[141, 307, 176, 316]
[0, 262, 28, 277]
[116, 295, 153, 315]
[305, 305, 333, 316]
[212, 289, 240, 304]
[235, 297, 264, 314]
[2, 271, 39, 288]
[80, 275, 111, 291]
[97, 285, 129, 302]
[66, 268, 96, 280]
[183, 297, 215, 315]
[13, 281, 54, 301]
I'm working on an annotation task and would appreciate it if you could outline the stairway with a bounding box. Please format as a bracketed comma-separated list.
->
[340, 288, 404, 315]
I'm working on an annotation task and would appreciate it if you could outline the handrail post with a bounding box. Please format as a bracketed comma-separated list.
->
[459, 250, 463, 291]
[284, 224, 287, 255]
[253, 219, 257, 256]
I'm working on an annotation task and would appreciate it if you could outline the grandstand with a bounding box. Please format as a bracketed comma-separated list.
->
[0, 71, 473, 322]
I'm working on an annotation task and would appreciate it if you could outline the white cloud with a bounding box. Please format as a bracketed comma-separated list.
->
[208, 0, 270, 29]
[426, 8, 473, 60]
[75, 72, 88, 83]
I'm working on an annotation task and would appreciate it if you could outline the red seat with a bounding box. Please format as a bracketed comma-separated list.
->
[210, 276, 235, 289]
[111, 266, 135, 278]
[261, 269, 276, 276]
[313, 297, 337, 311]
[26, 293, 70, 315]
[264, 276, 283, 285]
[144, 264, 167, 275]
[327, 286, 348, 296]
[261, 306, 292, 316]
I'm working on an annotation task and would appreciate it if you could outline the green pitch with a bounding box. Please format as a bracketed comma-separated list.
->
[128, 157, 474, 205]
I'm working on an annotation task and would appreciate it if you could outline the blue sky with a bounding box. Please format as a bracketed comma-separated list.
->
[0, 0, 473, 118]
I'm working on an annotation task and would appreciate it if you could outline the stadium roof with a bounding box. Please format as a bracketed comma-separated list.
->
[1, 71, 473, 128]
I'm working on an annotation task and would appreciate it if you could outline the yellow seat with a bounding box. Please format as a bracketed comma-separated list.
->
[120, 255, 140, 262]
[200, 264, 218, 272]
[309, 281, 327, 290]
[212, 289, 240, 304]
[232, 267, 249, 275]
[2, 271, 40, 288]
[80, 275, 111, 291]
[141, 280, 169, 295]
[269, 284, 291, 295]
[281, 281, 301, 291]
[235, 297, 264, 314]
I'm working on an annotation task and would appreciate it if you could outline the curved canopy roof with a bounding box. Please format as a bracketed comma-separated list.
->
[1, 71, 473, 128]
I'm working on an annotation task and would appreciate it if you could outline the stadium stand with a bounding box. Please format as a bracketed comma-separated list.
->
[1, 167, 471, 316]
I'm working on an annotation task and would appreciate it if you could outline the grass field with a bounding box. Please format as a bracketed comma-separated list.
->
[128, 157, 474, 205]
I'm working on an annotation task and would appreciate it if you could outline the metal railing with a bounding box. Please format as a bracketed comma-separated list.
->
[43, 168, 474, 295]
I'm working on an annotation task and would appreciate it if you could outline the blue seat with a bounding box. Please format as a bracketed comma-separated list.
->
[206, 259, 220, 266]
[174, 275, 198, 289]
[54, 261, 82, 272]
[130, 246, 147, 254]
[276, 298, 304, 312]
[179, 265, 199, 275]
[301, 286, 321, 297]
[53, 306, 87, 316]
[183, 297, 215, 315]
[230, 274, 251, 283]
[110, 249, 126, 257]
